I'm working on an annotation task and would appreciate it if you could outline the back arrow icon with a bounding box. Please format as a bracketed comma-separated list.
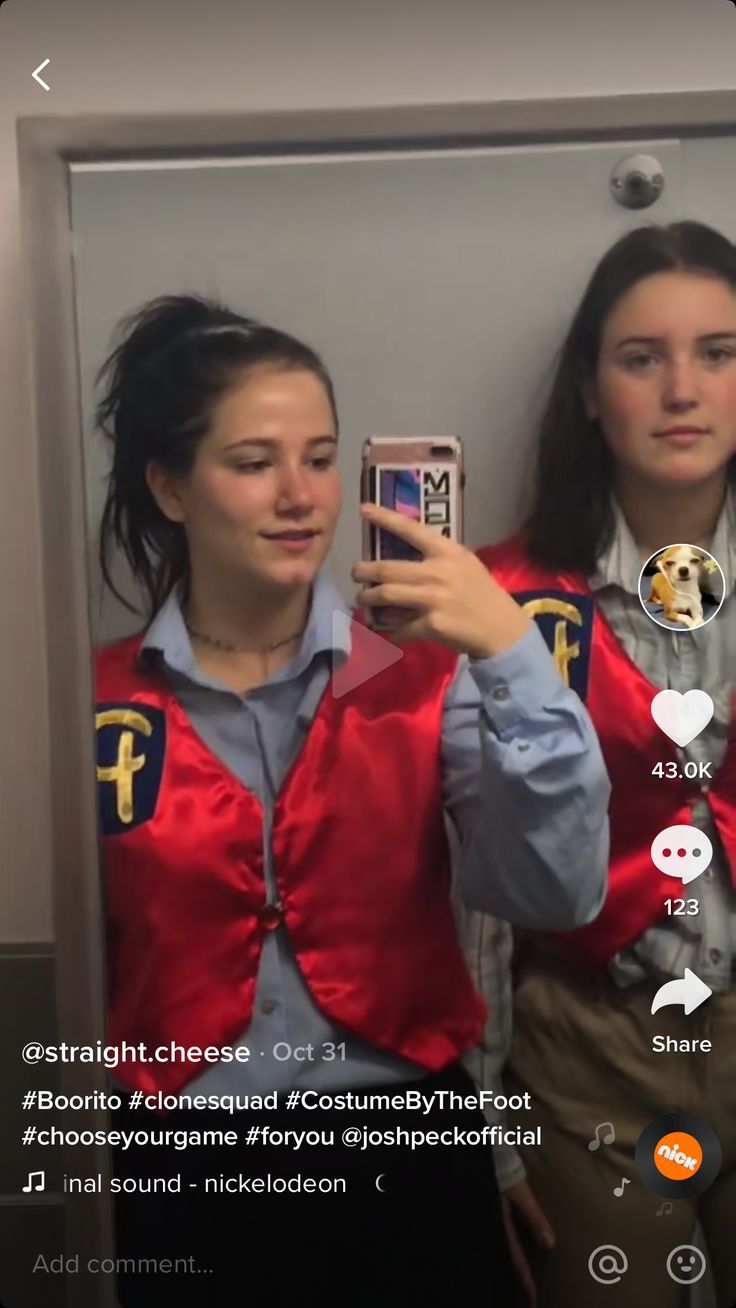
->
[32, 59, 50, 91]
[651, 968, 712, 1015]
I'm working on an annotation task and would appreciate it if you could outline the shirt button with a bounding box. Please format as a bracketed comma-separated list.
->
[492, 685, 510, 702]
[517, 741, 530, 752]
[260, 1000, 278, 1015]
[257, 903, 284, 931]
[700, 783, 710, 794]
[703, 868, 714, 882]
[709, 948, 722, 965]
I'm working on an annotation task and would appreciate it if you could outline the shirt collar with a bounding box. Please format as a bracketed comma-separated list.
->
[137, 567, 353, 685]
[589, 489, 736, 597]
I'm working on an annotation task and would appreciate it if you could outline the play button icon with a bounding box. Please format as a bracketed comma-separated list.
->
[331, 610, 404, 698]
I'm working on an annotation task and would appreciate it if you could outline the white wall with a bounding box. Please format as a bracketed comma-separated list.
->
[2, 0, 736, 939]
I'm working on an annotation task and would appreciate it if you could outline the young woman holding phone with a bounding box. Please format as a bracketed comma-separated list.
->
[474, 220, 736, 1307]
[93, 295, 609, 1305]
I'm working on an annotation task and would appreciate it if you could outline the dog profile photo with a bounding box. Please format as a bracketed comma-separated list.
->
[638, 543, 725, 631]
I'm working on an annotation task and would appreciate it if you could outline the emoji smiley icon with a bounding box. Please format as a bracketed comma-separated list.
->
[666, 1245, 707, 1285]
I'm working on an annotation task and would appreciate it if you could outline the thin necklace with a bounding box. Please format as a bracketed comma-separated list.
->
[184, 615, 307, 655]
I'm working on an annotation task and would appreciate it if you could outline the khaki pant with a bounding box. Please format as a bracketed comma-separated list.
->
[504, 954, 736, 1308]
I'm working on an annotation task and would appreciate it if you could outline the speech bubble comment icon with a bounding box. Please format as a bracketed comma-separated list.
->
[651, 826, 712, 885]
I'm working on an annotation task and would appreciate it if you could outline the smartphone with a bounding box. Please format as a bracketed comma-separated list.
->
[360, 436, 464, 629]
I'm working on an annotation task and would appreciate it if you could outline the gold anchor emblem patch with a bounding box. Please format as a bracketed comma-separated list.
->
[520, 597, 584, 687]
[95, 708, 154, 825]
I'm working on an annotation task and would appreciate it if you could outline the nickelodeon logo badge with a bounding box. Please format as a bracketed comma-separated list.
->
[654, 1133, 702, 1181]
[636, 1114, 720, 1200]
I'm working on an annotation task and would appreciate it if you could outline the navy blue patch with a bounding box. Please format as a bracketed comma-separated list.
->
[512, 590, 593, 700]
[95, 703, 166, 835]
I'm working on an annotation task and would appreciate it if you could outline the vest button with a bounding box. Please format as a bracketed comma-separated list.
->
[258, 903, 284, 931]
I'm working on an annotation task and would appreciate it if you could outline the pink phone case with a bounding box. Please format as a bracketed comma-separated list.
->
[360, 436, 464, 630]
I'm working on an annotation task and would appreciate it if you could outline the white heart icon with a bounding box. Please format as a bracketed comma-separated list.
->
[650, 689, 714, 747]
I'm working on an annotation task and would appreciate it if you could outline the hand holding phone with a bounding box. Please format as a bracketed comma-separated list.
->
[353, 502, 531, 658]
[360, 436, 463, 630]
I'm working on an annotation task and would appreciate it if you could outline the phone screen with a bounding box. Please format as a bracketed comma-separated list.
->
[374, 465, 424, 561]
[5, 4, 735, 1304]
[367, 461, 458, 562]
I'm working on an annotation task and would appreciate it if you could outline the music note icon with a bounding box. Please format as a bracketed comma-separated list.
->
[613, 1178, 630, 1197]
[588, 1121, 616, 1151]
[656, 1201, 673, 1216]
[22, 1170, 45, 1193]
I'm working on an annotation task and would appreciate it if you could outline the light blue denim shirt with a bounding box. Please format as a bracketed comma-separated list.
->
[124, 568, 609, 1099]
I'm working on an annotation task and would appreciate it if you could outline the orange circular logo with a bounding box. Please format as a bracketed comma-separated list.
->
[653, 1132, 703, 1181]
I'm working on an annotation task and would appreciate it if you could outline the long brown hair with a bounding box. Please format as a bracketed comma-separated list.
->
[525, 221, 736, 573]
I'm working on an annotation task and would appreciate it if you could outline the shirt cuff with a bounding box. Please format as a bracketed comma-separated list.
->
[494, 1150, 527, 1191]
[467, 622, 565, 735]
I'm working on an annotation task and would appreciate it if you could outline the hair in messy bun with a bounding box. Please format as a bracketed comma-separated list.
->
[95, 294, 338, 621]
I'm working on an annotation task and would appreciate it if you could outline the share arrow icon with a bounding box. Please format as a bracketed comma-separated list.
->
[651, 968, 712, 1016]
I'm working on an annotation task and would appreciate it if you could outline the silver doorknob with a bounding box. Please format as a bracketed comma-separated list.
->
[610, 155, 664, 210]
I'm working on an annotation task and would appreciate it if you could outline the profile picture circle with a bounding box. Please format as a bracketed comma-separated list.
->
[635, 1113, 721, 1199]
[638, 544, 725, 631]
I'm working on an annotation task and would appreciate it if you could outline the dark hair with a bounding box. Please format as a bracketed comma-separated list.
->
[96, 295, 339, 621]
[525, 221, 736, 573]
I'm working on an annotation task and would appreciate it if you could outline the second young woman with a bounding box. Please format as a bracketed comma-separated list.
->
[475, 220, 736, 1307]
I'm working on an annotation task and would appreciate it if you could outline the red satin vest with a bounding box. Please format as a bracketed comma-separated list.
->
[95, 619, 486, 1094]
[478, 533, 736, 966]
